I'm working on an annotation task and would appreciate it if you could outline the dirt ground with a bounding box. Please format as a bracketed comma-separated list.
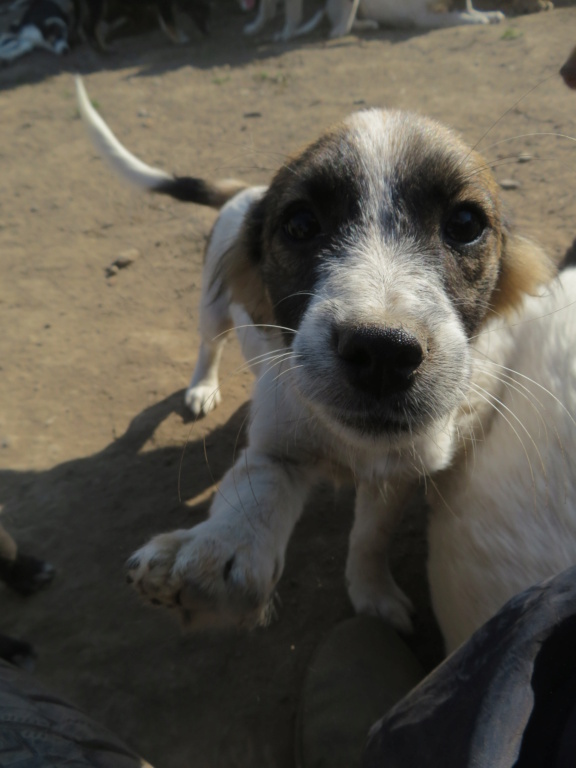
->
[1, 2, 576, 766]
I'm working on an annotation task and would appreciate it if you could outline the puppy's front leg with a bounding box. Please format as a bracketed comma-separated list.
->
[128, 448, 313, 629]
[346, 480, 414, 633]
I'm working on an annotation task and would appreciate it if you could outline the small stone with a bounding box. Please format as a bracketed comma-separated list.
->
[105, 264, 119, 277]
[138, 108, 150, 118]
[113, 248, 140, 269]
[517, 154, 532, 164]
[499, 179, 521, 190]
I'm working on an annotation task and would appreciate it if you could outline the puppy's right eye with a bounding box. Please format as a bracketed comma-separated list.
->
[282, 208, 321, 242]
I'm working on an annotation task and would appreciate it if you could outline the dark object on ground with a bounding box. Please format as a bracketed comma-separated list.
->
[560, 45, 576, 89]
[363, 565, 576, 768]
[0, 552, 55, 596]
[0, 658, 155, 767]
[0, 636, 35, 669]
[0, 544, 55, 668]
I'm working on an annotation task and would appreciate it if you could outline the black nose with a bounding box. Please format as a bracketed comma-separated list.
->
[335, 324, 424, 398]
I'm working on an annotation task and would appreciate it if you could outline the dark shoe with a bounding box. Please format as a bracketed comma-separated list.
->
[296, 616, 424, 768]
[0, 659, 154, 767]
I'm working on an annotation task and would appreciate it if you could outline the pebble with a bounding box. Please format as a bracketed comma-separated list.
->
[113, 248, 140, 269]
[517, 154, 532, 164]
[499, 178, 521, 190]
[105, 248, 140, 277]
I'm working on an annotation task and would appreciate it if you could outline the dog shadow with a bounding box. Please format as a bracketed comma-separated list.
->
[0, 390, 250, 568]
[0, 388, 443, 765]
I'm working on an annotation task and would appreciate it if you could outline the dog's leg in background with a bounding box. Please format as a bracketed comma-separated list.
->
[345, 481, 415, 633]
[275, 0, 303, 40]
[244, 0, 277, 35]
[157, 0, 189, 43]
[412, 8, 504, 26]
[185, 186, 266, 416]
[185, 278, 232, 416]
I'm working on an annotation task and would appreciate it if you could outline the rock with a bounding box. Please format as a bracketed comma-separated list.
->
[113, 248, 140, 269]
[517, 154, 532, 163]
[499, 178, 521, 190]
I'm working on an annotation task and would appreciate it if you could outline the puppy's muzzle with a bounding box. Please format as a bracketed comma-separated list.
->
[334, 324, 424, 399]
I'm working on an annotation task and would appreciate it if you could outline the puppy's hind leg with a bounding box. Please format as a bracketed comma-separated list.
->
[185, 278, 232, 418]
[346, 480, 414, 634]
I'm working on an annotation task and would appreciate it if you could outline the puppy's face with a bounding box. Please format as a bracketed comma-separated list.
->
[228, 110, 549, 450]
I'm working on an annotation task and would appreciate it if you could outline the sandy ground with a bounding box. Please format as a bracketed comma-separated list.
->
[1, 2, 576, 766]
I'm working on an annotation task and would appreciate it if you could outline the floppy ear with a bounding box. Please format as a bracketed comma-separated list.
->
[489, 230, 556, 318]
[219, 198, 276, 327]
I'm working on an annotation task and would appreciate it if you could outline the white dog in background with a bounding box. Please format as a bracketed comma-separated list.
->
[244, 0, 505, 42]
[77, 76, 576, 654]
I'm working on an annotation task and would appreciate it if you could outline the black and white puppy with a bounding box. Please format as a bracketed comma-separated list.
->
[77, 76, 576, 654]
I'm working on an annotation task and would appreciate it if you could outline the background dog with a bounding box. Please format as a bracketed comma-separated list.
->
[244, 0, 505, 42]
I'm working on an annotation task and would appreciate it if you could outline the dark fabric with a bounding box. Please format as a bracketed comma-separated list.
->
[0, 660, 151, 767]
[363, 566, 576, 768]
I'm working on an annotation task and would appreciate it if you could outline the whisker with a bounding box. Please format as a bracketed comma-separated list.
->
[469, 382, 540, 508]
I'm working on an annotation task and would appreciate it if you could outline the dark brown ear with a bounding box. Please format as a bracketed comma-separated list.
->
[490, 232, 556, 318]
[219, 199, 275, 327]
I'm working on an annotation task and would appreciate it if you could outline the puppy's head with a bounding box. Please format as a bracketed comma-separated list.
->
[225, 109, 552, 455]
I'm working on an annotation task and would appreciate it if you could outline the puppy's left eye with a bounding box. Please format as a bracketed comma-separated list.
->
[282, 208, 321, 242]
[444, 206, 485, 246]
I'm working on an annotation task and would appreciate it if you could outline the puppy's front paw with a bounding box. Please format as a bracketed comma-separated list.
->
[185, 382, 221, 417]
[348, 579, 414, 635]
[127, 524, 278, 630]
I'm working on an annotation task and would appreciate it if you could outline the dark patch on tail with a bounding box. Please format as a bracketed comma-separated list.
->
[154, 177, 246, 209]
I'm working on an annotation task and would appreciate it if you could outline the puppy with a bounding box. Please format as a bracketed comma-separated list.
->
[77, 77, 576, 653]
[244, 0, 504, 43]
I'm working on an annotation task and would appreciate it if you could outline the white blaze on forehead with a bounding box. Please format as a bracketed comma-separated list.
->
[342, 109, 470, 193]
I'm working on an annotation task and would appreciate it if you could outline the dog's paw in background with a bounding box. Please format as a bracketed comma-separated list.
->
[126, 524, 279, 630]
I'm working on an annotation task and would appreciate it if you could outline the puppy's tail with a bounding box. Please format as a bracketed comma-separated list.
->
[75, 76, 247, 209]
